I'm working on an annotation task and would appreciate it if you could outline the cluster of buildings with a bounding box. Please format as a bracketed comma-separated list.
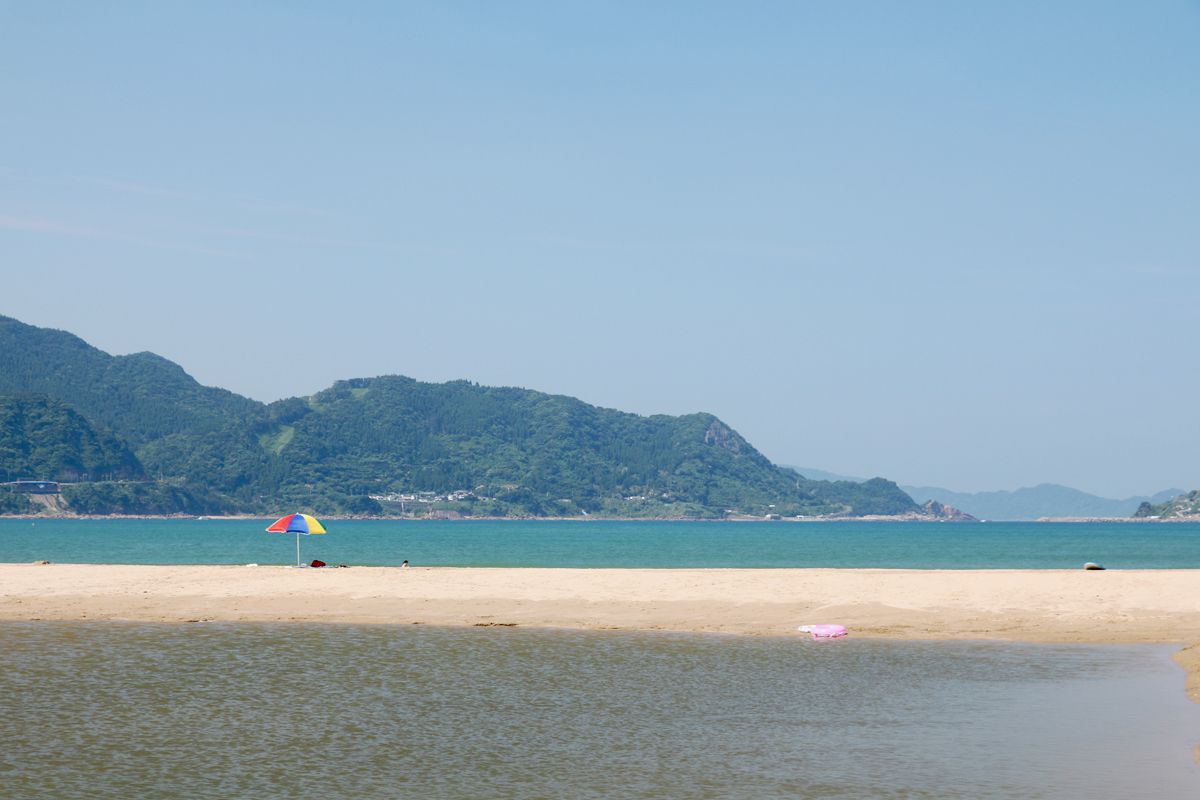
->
[623, 492, 674, 502]
[368, 489, 490, 507]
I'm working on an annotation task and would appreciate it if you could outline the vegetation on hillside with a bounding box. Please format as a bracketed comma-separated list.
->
[250, 377, 918, 517]
[0, 315, 921, 518]
[0, 395, 143, 482]
[61, 482, 235, 516]
[0, 315, 259, 445]
[0, 491, 31, 514]
[1134, 490, 1200, 519]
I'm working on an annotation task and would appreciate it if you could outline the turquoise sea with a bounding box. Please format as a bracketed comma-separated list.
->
[2, 518, 1200, 568]
[1, 623, 1197, 799]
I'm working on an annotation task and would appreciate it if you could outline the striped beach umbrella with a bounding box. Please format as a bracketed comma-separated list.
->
[266, 513, 327, 567]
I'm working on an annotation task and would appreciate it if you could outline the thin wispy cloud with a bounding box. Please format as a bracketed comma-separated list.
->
[84, 175, 348, 224]
[240, 198, 340, 220]
[1131, 264, 1199, 278]
[0, 213, 244, 259]
[0, 209, 456, 258]
[177, 221, 461, 257]
[74, 173, 343, 224]
[79, 176, 195, 200]
[0, 214, 101, 237]
[526, 232, 813, 262]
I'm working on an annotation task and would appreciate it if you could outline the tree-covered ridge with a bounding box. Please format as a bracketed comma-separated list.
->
[1134, 490, 1200, 519]
[0, 395, 144, 482]
[61, 481, 233, 515]
[0, 315, 923, 518]
[0, 315, 260, 445]
[250, 377, 918, 517]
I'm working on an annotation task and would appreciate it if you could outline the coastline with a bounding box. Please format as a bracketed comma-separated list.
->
[4, 512, 1196, 522]
[6, 563, 1199, 751]
[9, 514, 978, 522]
[3, 563, 1197, 643]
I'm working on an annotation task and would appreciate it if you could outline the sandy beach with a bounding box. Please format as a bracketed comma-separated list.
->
[1, 563, 1196, 642]
[4, 563, 1199, 724]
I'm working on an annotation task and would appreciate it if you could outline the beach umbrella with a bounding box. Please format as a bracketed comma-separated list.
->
[266, 513, 327, 567]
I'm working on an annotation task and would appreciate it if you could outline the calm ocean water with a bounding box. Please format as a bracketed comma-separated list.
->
[0, 623, 1196, 800]
[1, 518, 1200, 568]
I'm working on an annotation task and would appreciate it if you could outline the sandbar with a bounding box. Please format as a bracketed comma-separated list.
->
[5, 565, 1199, 691]
[5, 564, 1199, 757]
[0, 563, 1195, 640]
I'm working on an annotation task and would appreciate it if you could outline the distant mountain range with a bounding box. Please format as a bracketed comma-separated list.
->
[786, 467, 1183, 521]
[0, 315, 927, 518]
[900, 484, 1185, 521]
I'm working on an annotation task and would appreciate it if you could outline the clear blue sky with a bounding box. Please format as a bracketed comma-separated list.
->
[2, 2, 1198, 497]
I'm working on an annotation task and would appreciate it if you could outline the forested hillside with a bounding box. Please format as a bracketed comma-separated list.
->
[0, 396, 143, 482]
[1134, 490, 1200, 520]
[0, 315, 260, 444]
[246, 377, 919, 517]
[0, 315, 923, 518]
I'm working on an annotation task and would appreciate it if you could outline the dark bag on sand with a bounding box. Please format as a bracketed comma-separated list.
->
[310, 559, 327, 568]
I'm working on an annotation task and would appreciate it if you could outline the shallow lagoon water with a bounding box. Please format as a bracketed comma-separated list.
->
[1, 623, 1197, 799]
[2, 518, 1200, 568]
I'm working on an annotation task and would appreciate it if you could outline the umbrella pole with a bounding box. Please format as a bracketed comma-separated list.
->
[296, 531, 301, 567]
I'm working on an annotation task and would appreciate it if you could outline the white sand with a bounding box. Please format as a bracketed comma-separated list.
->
[3, 564, 1198, 643]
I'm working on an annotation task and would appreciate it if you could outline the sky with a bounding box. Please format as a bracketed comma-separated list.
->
[2, 1, 1198, 497]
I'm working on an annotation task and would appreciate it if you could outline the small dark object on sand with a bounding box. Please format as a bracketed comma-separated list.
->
[310, 559, 327, 568]
[1083, 562, 1106, 570]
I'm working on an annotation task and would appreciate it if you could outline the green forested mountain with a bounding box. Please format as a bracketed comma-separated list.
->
[0, 315, 921, 518]
[245, 377, 918, 517]
[0, 315, 260, 445]
[1133, 490, 1200, 519]
[0, 395, 143, 482]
